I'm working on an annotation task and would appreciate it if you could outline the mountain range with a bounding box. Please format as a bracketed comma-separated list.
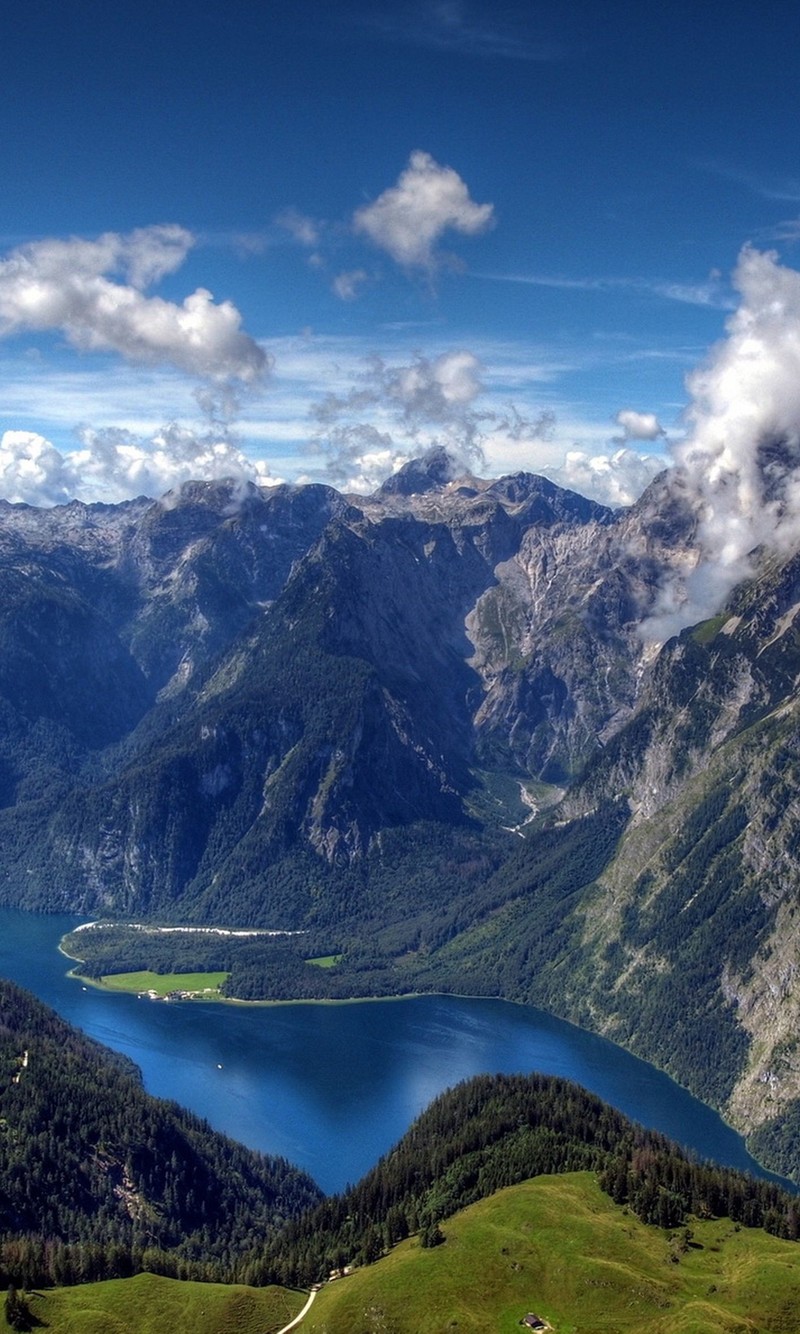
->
[2, 447, 800, 1179]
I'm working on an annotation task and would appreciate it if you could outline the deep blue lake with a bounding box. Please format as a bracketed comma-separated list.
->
[0, 908, 789, 1195]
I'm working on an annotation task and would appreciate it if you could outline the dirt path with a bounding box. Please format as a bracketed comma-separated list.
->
[275, 1287, 318, 1334]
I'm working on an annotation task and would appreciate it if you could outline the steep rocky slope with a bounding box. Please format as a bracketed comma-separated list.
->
[0, 451, 695, 920]
[405, 538, 800, 1175]
[556, 547, 800, 1171]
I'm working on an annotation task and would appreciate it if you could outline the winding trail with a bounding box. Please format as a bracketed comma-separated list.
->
[275, 1287, 318, 1333]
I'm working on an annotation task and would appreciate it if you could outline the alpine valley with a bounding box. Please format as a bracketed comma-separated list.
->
[3, 446, 800, 1187]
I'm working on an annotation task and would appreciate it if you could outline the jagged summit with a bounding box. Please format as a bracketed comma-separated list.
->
[376, 445, 466, 497]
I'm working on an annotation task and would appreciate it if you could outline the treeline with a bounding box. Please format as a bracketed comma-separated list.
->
[600, 1143, 799, 1235]
[62, 803, 626, 1008]
[62, 923, 400, 1002]
[0, 979, 321, 1290]
[252, 1072, 800, 1287]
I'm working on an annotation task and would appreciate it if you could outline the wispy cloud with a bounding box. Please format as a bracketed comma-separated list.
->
[759, 217, 800, 246]
[695, 158, 800, 204]
[274, 208, 321, 248]
[365, 1, 565, 62]
[332, 269, 369, 300]
[473, 268, 735, 310]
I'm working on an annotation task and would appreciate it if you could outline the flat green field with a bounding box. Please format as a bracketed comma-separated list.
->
[98, 970, 230, 997]
[8, 1273, 304, 1334]
[306, 1172, 800, 1334]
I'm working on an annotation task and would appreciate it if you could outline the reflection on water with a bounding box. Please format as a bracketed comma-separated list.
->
[0, 908, 789, 1195]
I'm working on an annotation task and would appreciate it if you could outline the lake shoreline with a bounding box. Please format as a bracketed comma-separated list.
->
[45, 912, 800, 1195]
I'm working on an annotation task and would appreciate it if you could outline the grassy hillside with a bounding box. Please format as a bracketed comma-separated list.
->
[305, 1173, 800, 1334]
[5, 1272, 304, 1334]
[260, 1072, 800, 1287]
[11, 1175, 800, 1333]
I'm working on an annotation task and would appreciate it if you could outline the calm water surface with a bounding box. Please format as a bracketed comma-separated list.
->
[0, 908, 789, 1194]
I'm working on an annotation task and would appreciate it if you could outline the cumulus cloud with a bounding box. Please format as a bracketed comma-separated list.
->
[308, 348, 568, 492]
[310, 348, 491, 488]
[0, 226, 270, 387]
[554, 446, 664, 508]
[613, 408, 666, 443]
[353, 151, 494, 270]
[0, 423, 274, 508]
[383, 348, 482, 421]
[0, 432, 75, 506]
[643, 245, 800, 641]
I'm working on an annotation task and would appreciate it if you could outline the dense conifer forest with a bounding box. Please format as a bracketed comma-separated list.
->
[0, 980, 321, 1289]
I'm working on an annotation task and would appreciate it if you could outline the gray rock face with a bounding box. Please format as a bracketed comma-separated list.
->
[0, 460, 702, 912]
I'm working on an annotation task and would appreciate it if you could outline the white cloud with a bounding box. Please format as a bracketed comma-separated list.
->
[332, 269, 368, 301]
[353, 151, 494, 269]
[311, 348, 489, 484]
[475, 268, 734, 310]
[0, 226, 270, 386]
[0, 321, 681, 509]
[0, 431, 74, 506]
[385, 348, 483, 419]
[308, 348, 573, 490]
[644, 245, 800, 640]
[554, 446, 664, 507]
[275, 208, 320, 247]
[613, 408, 666, 442]
[366, 2, 564, 62]
[310, 422, 405, 493]
[0, 423, 275, 508]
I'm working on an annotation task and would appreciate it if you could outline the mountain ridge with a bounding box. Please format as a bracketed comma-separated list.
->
[3, 454, 800, 1177]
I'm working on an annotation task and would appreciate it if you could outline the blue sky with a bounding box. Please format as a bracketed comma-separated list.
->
[3, 0, 800, 505]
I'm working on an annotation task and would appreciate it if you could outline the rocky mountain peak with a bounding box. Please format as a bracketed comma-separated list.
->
[376, 445, 467, 497]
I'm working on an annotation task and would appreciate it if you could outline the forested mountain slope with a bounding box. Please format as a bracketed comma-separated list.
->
[4, 1016, 800, 1334]
[0, 979, 321, 1288]
[258, 1070, 800, 1287]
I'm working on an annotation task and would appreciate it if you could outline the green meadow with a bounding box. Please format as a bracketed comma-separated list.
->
[6, 1273, 304, 1334]
[305, 1173, 800, 1334]
[97, 970, 229, 997]
[7, 1174, 800, 1333]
